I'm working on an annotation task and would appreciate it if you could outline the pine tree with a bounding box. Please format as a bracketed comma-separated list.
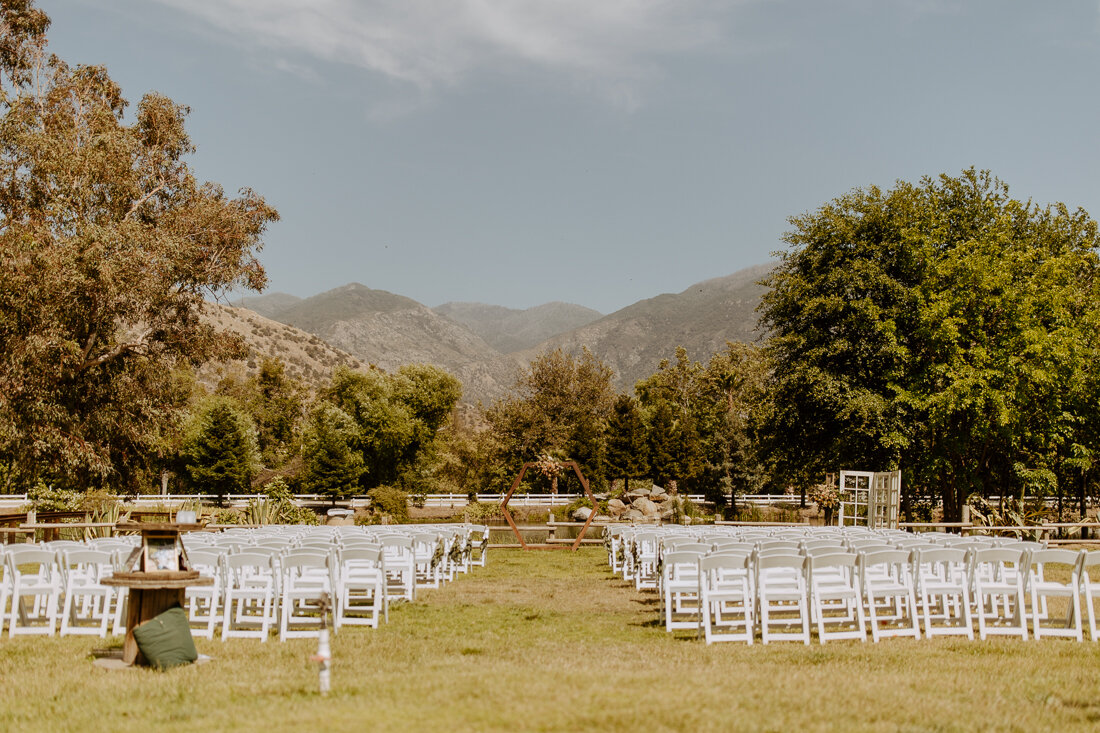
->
[181, 398, 258, 503]
[301, 404, 365, 502]
[646, 401, 677, 488]
[606, 395, 649, 493]
[671, 411, 705, 494]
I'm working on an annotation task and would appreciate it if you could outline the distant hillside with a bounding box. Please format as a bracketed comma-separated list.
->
[433, 301, 603, 353]
[265, 283, 520, 404]
[233, 264, 774, 404]
[273, 283, 422, 333]
[232, 292, 302, 320]
[199, 303, 366, 391]
[515, 263, 774, 390]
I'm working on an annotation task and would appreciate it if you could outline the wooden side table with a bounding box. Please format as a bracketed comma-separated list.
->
[101, 521, 213, 667]
[101, 571, 214, 666]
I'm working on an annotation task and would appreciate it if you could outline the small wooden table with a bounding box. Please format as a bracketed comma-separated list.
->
[101, 571, 213, 666]
[101, 521, 212, 667]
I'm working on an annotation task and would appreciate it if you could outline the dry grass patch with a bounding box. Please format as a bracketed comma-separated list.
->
[2, 548, 1100, 732]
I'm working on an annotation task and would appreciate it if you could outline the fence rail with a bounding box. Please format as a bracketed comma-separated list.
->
[0, 492, 711, 510]
[1, 492, 1094, 512]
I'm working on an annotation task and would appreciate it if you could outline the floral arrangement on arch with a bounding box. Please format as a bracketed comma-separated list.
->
[533, 453, 565, 480]
[808, 483, 839, 509]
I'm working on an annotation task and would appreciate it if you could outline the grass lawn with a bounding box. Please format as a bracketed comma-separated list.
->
[3, 547, 1100, 732]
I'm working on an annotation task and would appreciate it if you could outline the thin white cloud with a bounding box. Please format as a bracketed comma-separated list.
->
[150, 0, 734, 102]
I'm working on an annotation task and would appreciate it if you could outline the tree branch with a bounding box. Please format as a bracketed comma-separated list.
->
[123, 180, 167, 221]
[79, 334, 150, 371]
[79, 327, 98, 364]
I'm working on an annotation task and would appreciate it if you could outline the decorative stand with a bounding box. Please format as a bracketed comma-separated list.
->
[101, 522, 212, 666]
[500, 461, 601, 551]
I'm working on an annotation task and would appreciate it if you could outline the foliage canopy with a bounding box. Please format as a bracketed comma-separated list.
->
[760, 168, 1100, 518]
[0, 1, 277, 492]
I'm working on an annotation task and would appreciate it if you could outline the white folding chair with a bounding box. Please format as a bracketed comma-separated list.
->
[0, 547, 10, 634]
[859, 549, 920, 642]
[1026, 548, 1083, 641]
[58, 549, 115, 637]
[378, 535, 416, 602]
[221, 552, 277, 641]
[185, 548, 225, 640]
[660, 550, 705, 632]
[411, 533, 443, 590]
[468, 525, 489, 568]
[6, 546, 62, 636]
[606, 526, 626, 573]
[633, 532, 661, 590]
[279, 550, 331, 641]
[806, 552, 865, 643]
[698, 552, 753, 644]
[1083, 551, 1100, 642]
[970, 547, 1028, 640]
[755, 552, 810, 644]
[913, 547, 973, 640]
[331, 546, 387, 629]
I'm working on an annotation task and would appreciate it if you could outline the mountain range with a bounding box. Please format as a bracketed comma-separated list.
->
[228, 262, 774, 404]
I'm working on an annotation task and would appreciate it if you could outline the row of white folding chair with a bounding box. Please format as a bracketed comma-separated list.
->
[696, 548, 917, 644]
[187, 524, 486, 580]
[2, 544, 131, 638]
[684, 546, 1100, 644]
[187, 544, 390, 641]
[690, 549, 858, 644]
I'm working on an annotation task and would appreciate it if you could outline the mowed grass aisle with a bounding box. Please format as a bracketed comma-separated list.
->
[4, 548, 1100, 732]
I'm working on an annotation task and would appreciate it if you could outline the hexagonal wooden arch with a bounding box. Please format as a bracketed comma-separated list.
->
[499, 461, 599, 551]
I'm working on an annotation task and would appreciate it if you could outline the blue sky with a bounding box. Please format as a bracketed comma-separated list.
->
[44, 0, 1100, 313]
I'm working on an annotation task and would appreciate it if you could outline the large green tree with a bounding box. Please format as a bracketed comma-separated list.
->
[317, 364, 461, 491]
[0, 2, 277, 492]
[698, 342, 770, 509]
[760, 169, 1100, 519]
[635, 347, 708, 493]
[217, 358, 304, 468]
[483, 348, 615, 490]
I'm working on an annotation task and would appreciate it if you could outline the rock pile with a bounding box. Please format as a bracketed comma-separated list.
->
[572, 484, 682, 523]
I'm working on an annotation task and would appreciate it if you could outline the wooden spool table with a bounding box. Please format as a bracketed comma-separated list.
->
[101, 571, 213, 666]
[100, 521, 213, 666]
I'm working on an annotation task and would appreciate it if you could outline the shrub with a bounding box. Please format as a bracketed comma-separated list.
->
[461, 501, 502, 523]
[212, 508, 244, 525]
[27, 482, 82, 511]
[367, 485, 409, 523]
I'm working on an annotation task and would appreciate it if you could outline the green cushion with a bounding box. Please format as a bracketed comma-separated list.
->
[132, 605, 198, 670]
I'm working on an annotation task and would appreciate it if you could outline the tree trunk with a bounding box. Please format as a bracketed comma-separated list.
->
[942, 476, 959, 523]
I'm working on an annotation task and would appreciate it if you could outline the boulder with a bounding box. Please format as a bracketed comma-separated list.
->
[634, 497, 659, 516]
[622, 508, 645, 521]
[607, 498, 627, 516]
[573, 506, 593, 522]
[650, 485, 668, 499]
[626, 489, 649, 500]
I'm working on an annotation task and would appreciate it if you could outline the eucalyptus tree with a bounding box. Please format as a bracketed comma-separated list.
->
[483, 348, 615, 490]
[0, 2, 278, 492]
[760, 169, 1100, 519]
[317, 364, 460, 491]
